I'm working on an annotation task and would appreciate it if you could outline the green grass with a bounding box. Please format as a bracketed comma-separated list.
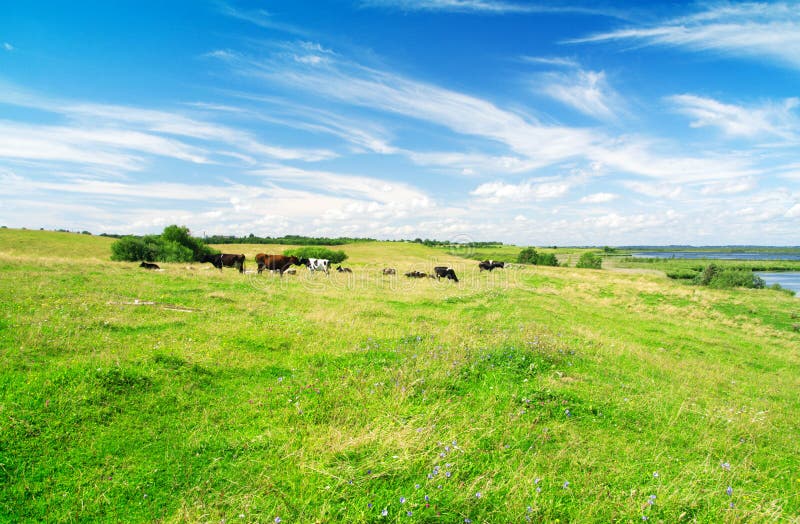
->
[2, 229, 799, 522]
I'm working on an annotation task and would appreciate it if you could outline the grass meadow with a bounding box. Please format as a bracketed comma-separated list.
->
[1, 229, 799, 522]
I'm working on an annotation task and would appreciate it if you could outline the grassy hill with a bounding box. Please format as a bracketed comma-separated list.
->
[1, 229, 799, 522]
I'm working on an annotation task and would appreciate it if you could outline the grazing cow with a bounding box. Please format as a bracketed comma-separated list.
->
[306, 258, 330, 274]
[336, 265, 352, 273]
[139, 261, 160, 270]
[202, 253, 245, 273]
[382, 268, 396, 275]
[479, 260, 505, 271]
[434, 266, 459, 282]
[255, 254, 305, 276]
[405, 270, 428, 278]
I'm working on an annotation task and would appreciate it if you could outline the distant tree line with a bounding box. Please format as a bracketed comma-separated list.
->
[202, 234, 374, 246]
[407, 238, 505, 248]
[110, 225, 218, 262]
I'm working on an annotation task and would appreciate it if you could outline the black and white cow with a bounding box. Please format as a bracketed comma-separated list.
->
[478, 260, 505, 271]
[433, 266, 459, 282]
[307, 258, 330, 274]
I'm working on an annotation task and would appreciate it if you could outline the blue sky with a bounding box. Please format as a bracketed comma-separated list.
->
[1, 1, 799, 245]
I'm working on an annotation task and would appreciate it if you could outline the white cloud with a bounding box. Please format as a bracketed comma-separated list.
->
[785, 203, 800, 218]
[521, 56, 580, 68]
[538, 69, 623, 121]
[668, 94, 799, 141]
[579, 192, 618, 204]
[471, 179, 571, 202]
[698, 178, 756, 196]
[569, 2, 800, 70]
[2, 42, 12, 51]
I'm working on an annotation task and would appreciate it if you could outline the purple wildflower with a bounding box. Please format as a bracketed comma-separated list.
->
[400, 497, 406, 504]
[726, 486, 733, 496]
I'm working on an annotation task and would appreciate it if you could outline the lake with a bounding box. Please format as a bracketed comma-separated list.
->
[756, 272, 800, 295]
[631, 252, 800, 295]
[633, 251, 800, 261]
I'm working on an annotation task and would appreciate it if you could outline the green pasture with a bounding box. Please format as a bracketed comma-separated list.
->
[1, 230, 799, 522]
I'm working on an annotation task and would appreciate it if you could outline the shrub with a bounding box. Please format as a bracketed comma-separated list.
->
[517, 247, 538, 264]
[283, 246, 348, 264]
[110, 225, 217, 262]
[693, 264, 766, 289]
[576, 252, 602, 269]
[111, 236, 159, 262]
[517, 247, 559, 266]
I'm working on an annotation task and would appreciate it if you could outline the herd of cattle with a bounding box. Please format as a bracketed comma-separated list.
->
[140, 252, 507, 283]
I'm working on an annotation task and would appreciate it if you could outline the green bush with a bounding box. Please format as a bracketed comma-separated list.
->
[692, 264, 766, 289]
[517, 247, 538, 264]
[576, 252, 602, 269]
[110, 236, 159, 262]
[283, 247, 348, 264]
[110, 225, 217, 262]
[517, 247, 559, 266]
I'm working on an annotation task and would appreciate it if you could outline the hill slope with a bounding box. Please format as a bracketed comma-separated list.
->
[1, 229, 798, 522]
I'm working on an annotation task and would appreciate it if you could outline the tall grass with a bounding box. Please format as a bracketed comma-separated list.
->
[1, 229, 799, 522]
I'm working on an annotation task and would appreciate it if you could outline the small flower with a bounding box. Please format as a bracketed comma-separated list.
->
[563, 481, 570, 489]
[653, 471, 659, 478]
[382, 508, 388, 516]
[564, 409, 571, 416]
[400, 497, 406, 504]
[415, 484, 420, 489]
[534, 478, 541, 484]
[535, 487, 541, 493]
[527, 506, 533, 513]
[368, 503, 373, 509]
[475, 492, 482, 498]
[406, 511, 413, 516]
[424, 495, 430, 502]
[642, 516, 648, 521]
[726, 486, 733, 496]
[445, 472, 452, 478]
[721, 462, 731, 470]
[274, 518, 280, 524]
[465, 519, 472, 523]
[239, 515, 245, 520]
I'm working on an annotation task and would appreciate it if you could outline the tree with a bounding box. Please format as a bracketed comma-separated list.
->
[576, 252, 602, 269]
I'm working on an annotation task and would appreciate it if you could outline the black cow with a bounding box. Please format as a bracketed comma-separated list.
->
[336, 265, 352, 273]
[202, 253, 245, 273]
[433, 266, 459, 282]
[255, 254, 306, 276]
[479, 260, 505, 271]
[139, 261, 160, 270]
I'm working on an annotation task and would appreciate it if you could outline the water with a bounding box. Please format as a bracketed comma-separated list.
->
[756, 272, 800, 294]
[632, 251, 800, 296]
[633, 251, 800, 261]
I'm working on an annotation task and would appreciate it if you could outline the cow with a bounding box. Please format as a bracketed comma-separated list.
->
[336, 265, 352, 273]
[434, 266, 459, 282]
[139, 261, 160, 270]
[479, 260, 505, 271]
[382, 268, 396, 275]
[306, 258, 330, 274]
[405, 270, 428, 278]
[202, 253, 245, 273]
[255, 254, 305, 276]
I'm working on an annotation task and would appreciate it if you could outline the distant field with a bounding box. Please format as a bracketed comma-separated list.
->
[1, 230, 799, 522]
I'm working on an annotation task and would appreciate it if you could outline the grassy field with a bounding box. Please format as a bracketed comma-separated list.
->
[1, 229, 799, 522]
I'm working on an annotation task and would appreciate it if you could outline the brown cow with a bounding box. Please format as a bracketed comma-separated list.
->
[255, 254, 307, 276]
